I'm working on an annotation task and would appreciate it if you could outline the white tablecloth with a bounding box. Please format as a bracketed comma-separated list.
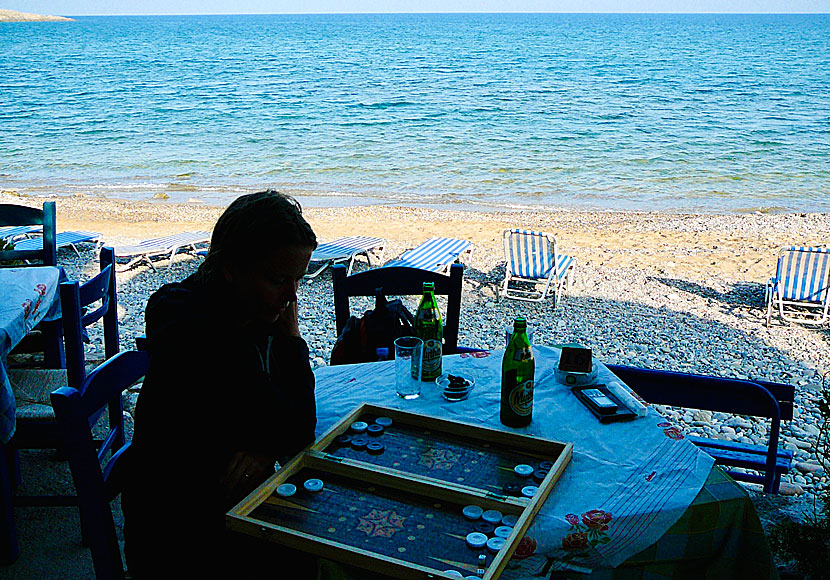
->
[314, 346, 714, 575]
[0, 267, 63, 443]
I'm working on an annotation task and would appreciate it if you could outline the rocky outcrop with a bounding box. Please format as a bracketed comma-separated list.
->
[0, 9, 74, 22]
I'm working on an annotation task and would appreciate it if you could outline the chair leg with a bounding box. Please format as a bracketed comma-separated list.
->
[4, 448, 21, 489]
[0, 442, 19, 564]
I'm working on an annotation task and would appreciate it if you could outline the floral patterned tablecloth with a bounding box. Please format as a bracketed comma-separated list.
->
[313, 346, 719, 576]
[0, 267, 62, 443]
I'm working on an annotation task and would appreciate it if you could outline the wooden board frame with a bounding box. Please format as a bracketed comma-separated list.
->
[227, 403, 572, 580]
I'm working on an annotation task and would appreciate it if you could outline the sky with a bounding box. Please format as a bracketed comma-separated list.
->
[11, 0, 830, 15]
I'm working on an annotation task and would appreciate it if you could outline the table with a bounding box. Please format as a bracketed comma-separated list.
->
[0, 265, 64, 564]
[313, 346, 779, 579]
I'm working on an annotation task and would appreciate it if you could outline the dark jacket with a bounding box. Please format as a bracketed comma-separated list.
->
[122, 274, 316, 577]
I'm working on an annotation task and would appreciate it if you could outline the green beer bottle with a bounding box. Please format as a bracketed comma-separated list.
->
[415, 282, 443, 381]
[501, 318, 534, 427]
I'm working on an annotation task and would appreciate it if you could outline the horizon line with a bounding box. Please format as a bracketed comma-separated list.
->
[45, 11, 830, 16]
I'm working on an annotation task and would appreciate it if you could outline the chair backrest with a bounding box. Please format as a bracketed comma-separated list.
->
[605, 363, 794, 489]
[503, 229, 557, 279]
[775, 246, 830, 303]
[0, 202, 57, 267]
[61, 247, 120, 391]
[50, 350, 149, 580]
[333, 263, 464, 354]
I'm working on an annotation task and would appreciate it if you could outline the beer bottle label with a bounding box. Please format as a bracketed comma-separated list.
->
[419, 309, 437, 322]
[421, 338, 442, 378]
[509, 380, 534, 417]
[513, 346, 533, 362]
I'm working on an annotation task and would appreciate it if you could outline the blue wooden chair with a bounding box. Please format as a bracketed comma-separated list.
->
[606, 363, 795, 494]
[1, 202, 62, 368]
[0, 202, 57, 268]
[333, 263, 482, 359]
[51, 350, 148, 580]
[8, 247, 120, 490]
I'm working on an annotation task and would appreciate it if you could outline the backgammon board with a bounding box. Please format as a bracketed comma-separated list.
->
[227, 404, 572, 580]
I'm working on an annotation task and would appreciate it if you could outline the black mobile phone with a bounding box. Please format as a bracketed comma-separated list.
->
[581, 388, 618, 414]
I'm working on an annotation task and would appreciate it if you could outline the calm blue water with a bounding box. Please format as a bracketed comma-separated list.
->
[1, 13, 829, 213]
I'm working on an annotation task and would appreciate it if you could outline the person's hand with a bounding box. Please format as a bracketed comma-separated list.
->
[274, 299, 301, 338]
[219, 451, 275, 504]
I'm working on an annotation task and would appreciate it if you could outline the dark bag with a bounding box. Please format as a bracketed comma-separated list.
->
[330, 289, 414, 365]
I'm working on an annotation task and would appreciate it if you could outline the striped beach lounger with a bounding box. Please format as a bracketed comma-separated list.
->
[500, 229, 575, 305]
[114, 231, 210, 271]
[765, 245, 830, 325]
[0, 225, 41, 242]
[13, 230, 100, 258]
[383, 237, 472, 274]
[305, 236, 385, 278]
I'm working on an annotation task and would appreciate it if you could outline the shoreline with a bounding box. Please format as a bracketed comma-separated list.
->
[3, 191, 829, 285]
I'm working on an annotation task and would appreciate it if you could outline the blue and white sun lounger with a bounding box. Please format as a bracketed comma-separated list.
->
[501, 229, 575, 305]
[383, 237, 472, 274]
[305, 236, 385, 279]
[114, 231, 210, 271]
[765, 246, 830, 325]
[0, 225, 41, 242]
[13, 230, 100, 258]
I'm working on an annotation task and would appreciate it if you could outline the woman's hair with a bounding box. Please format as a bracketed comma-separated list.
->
[196, 189, 317, 283]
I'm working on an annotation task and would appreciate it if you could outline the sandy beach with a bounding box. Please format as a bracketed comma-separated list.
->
[7, 191, 829, 282]
[2, 190, 830, 578]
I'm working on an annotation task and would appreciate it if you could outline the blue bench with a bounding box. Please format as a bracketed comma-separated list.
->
[606, 364, 795, 494]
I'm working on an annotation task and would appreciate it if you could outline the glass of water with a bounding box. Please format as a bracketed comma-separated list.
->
[504, 326, 534, 346]
[394, 336, 423, 400]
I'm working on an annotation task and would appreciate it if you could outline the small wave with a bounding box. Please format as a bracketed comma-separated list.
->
[354, 100, 417, 109]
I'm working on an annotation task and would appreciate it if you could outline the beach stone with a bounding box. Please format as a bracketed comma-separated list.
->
[795, 462, 823, 475]
[801, 424, 820, 438]
[786, 438, 812, 451]
[778, 482, 805, 496]
[692, 410, 713, 423]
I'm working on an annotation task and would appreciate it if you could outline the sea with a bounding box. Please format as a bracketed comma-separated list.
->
[1, 13, 828, 213]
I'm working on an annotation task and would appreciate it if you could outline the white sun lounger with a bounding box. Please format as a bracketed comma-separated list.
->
[305, 236, 385, 279]
[383, 237, 472, 274]
[13, 230, 101, 258]
[501, 229, 575, 305]
[114, 231, 210, 272]
[765, 245, 830, 325]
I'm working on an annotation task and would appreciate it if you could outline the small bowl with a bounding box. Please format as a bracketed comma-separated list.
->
[436, 373, 476, 402]
[554, 366, 598, 386]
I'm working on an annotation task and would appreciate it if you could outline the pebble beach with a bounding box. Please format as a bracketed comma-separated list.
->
[4, 191, 830, 538]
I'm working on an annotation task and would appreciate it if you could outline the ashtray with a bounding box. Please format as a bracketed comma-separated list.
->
[554, 366, 598, 386]
[436, 373, 476, 402]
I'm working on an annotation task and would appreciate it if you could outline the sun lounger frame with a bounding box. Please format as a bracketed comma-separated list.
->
[305, 236, 385, 279]
[12, 231, 101, 259]
[765, 245, 830, 326]
[501, 229, 575, 305]
[114, 231, 210, 272]
[383, 237, 472, 274]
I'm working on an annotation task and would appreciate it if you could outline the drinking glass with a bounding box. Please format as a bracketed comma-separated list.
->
[504, 326, 534, 346]
[394, 336, 423, 400]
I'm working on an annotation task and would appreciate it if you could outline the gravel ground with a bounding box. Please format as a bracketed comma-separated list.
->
[53, 232, 828, 532]
[5, 196, 829, 578]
